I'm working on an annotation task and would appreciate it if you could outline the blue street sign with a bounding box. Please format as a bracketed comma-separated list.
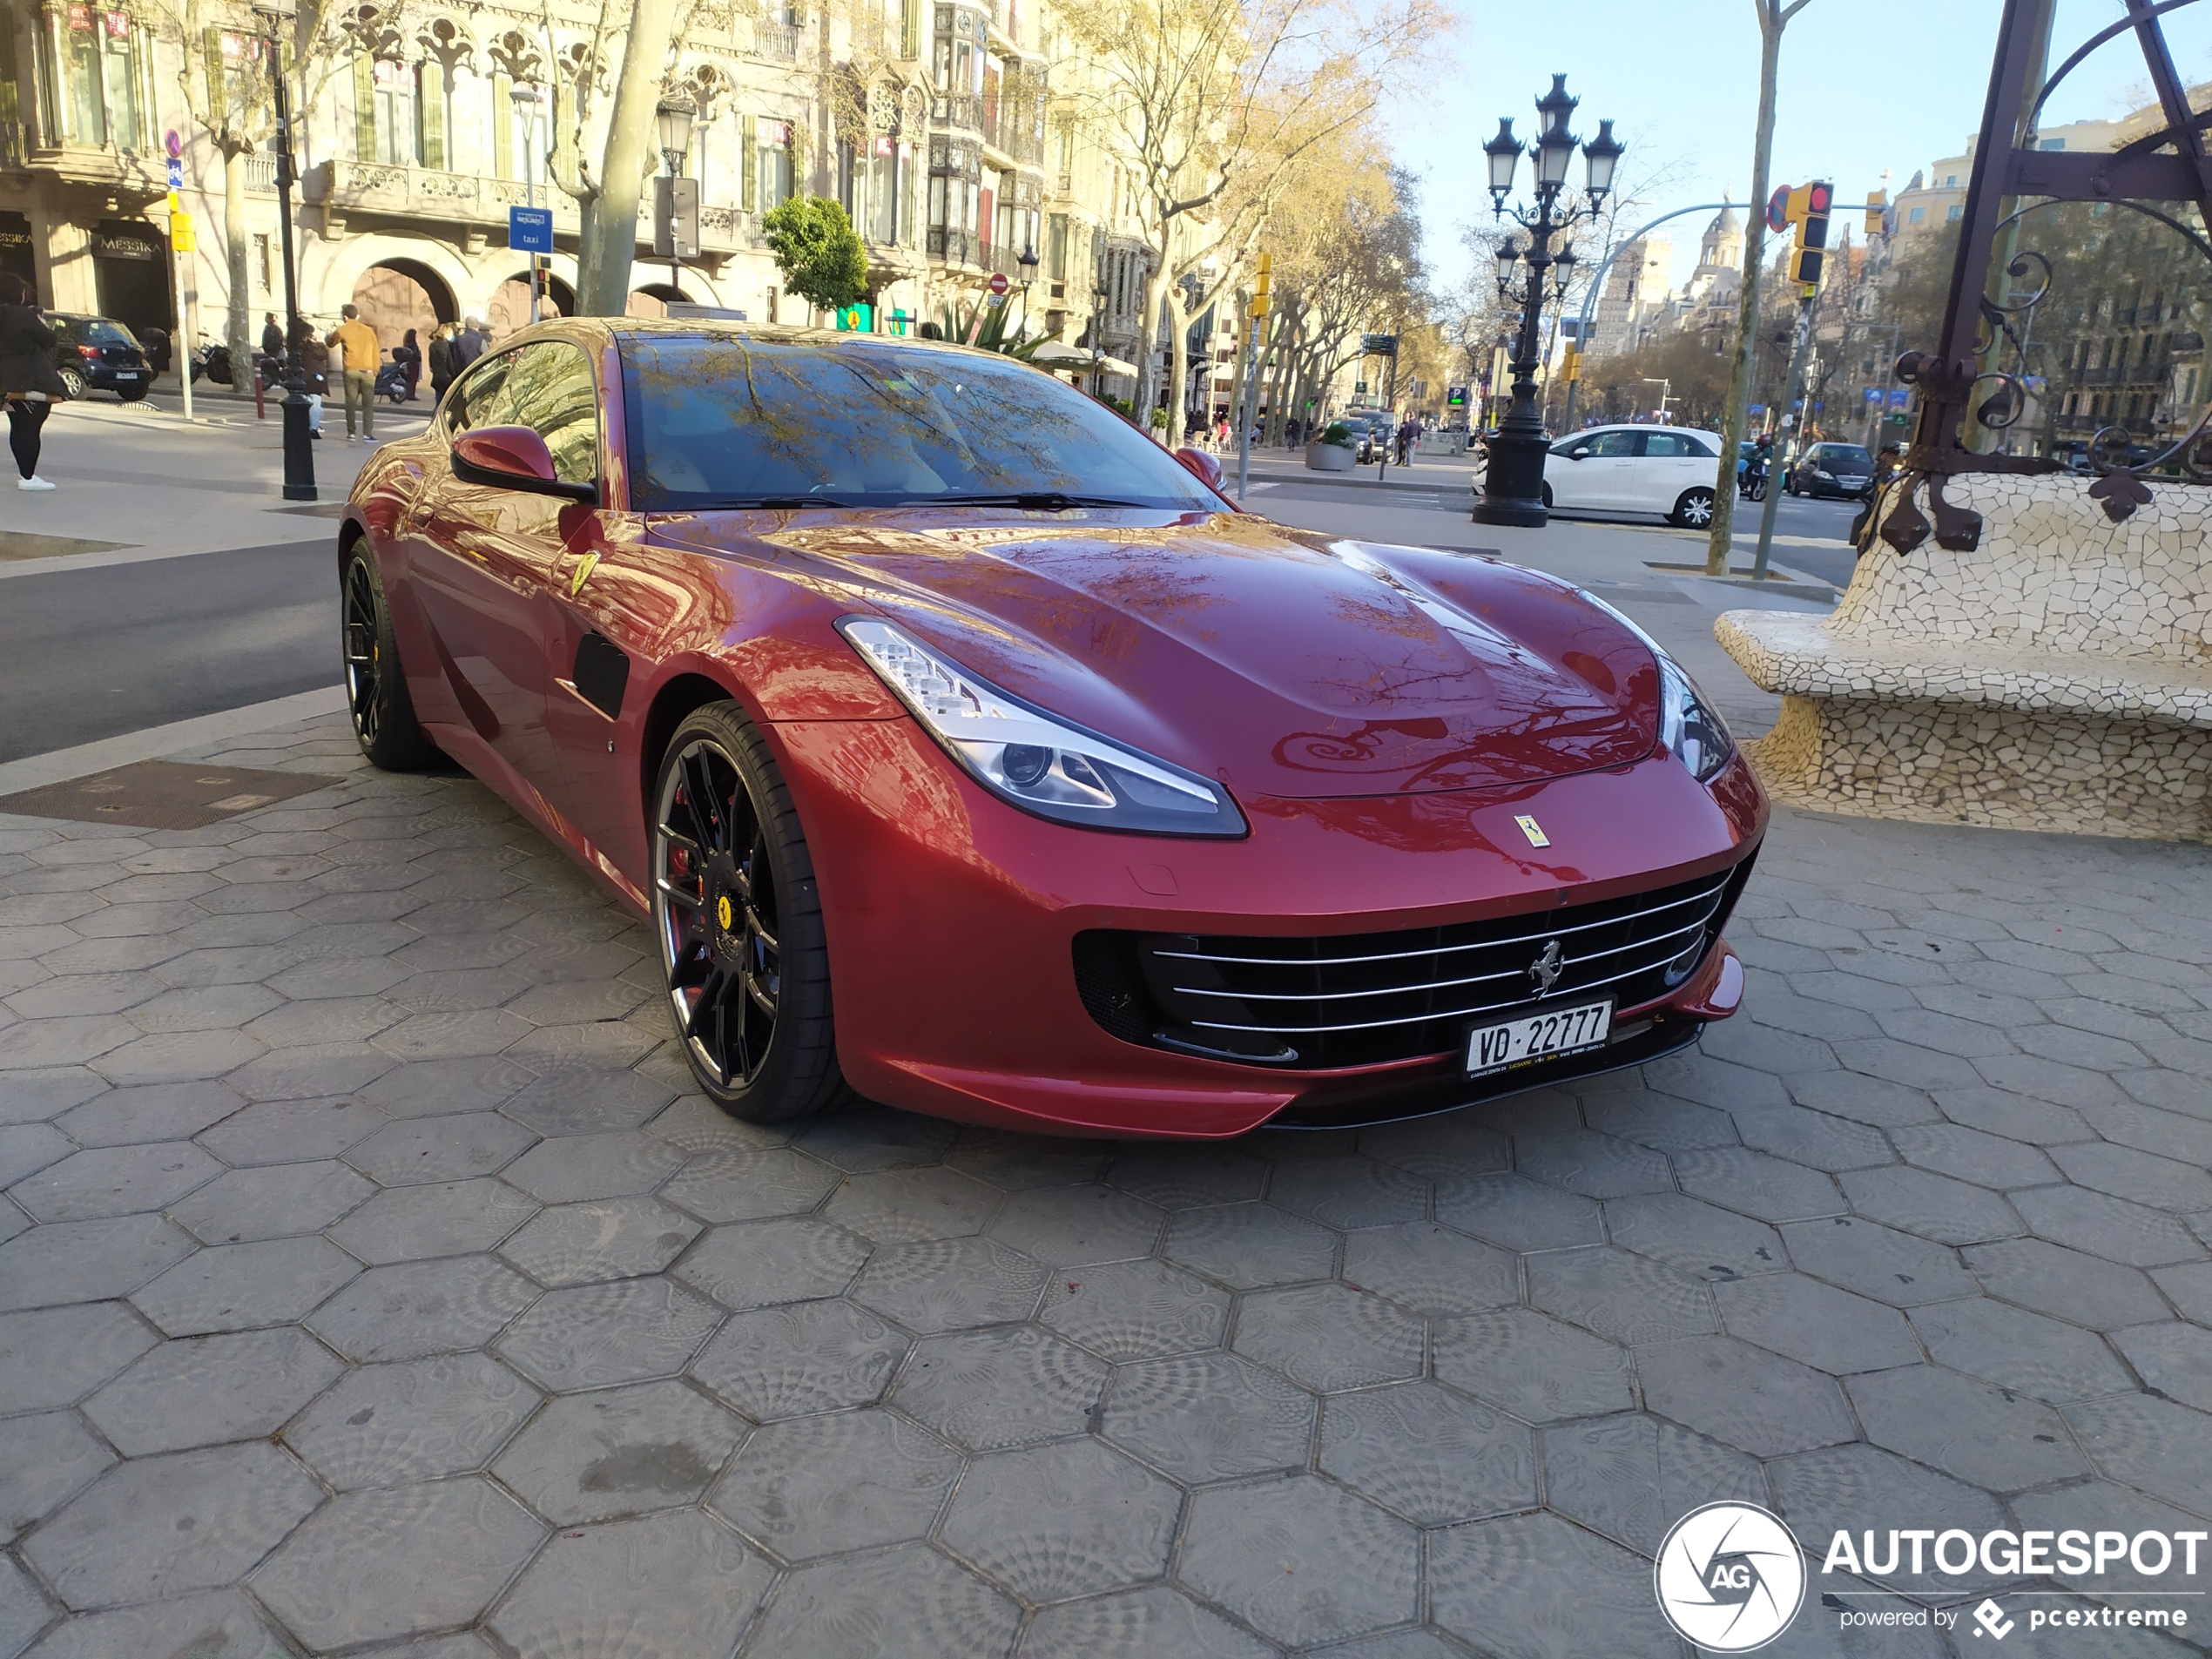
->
[165, 158, 183, 189]
[509, 206, 554, 253]
[1888, 388, 1909, 408]
[1864, 388, 1883, 403]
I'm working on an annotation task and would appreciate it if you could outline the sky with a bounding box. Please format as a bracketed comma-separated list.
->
[1387, 0, 2212, 299]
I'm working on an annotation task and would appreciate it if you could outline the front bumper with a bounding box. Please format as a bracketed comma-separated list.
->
[772, 718, 1766, 1138]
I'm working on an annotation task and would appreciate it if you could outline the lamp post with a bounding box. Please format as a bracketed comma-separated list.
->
[1016, 243, 1038, 334]
[1473, 78, 1621, 528]
[511, 84, 544, 323]
[253, 0, 313, 502]
[655, 97, 696, 301]
[1089, 263, 1109, 399]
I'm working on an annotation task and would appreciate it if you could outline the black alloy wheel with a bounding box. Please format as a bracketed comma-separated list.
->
[651, 703, 845, 1123]
[342, 546, 439, 771]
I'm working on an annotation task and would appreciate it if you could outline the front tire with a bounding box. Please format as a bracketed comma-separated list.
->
[55, 366, 85, 401]
[651, 704, 846, 1123]
[342, 544, 439, 771]
[1670, 487, 1716, 529]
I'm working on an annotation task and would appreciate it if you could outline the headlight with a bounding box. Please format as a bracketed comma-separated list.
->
[1814, 469, 1835, 480]
[1571, 590, 1736, 783]
[838, 617, 1247, 837]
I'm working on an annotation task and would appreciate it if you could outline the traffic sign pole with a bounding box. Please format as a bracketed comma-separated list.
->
[166, 140, 191, 420]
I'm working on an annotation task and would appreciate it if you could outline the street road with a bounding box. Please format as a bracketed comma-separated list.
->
[0, 540, 335, 763]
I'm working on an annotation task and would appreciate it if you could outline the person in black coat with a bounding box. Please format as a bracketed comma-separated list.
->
[288, 315, 330, 438]
[428, 322, 460, 401]
[0, 272, 67, 489]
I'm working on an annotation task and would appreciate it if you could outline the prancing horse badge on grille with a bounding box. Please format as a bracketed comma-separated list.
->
[1514, 814, 1550, 848]
[1527, 940, 1565, 995]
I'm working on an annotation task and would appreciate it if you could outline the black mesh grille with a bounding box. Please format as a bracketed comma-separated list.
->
[1073, 857, 1755, 1070]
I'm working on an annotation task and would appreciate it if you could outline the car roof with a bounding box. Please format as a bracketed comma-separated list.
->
[1570, 423, 1724, 443]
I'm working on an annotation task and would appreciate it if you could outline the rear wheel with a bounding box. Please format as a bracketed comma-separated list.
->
[1670, 487, 1716, 529]
[342, 544, 440, 770]
[1540, 482, 1554, 509]
[651, 704, 846, 1123]
[55, 366, 85, 401]
[117, 385, 149, 403]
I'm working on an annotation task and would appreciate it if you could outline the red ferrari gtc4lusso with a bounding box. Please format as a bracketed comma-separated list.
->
[340, 320, 1764, 1137]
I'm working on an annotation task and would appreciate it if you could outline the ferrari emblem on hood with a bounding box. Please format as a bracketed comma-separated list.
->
[1514, 814, 1550, 848]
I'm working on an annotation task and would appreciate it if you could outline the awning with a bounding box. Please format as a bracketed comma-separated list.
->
[1030, 341, 1137, 376]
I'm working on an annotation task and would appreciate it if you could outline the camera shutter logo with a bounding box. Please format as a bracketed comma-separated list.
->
[1654, 1502, 1806, 1651]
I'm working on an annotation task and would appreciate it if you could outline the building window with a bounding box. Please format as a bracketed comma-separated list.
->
[756, 118, 793, 211]
[868, 134, 896, 241]
[1047, 212, 1066, 280]
[354, 55, 416, 164]
[62, 7, 145, 149]
[1908, 206, 1925, 225]
[2039, 137, 2066, 151]
[1946, 204, 1962, 221]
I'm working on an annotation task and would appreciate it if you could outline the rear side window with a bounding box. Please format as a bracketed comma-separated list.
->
[1648, 433, 1716, 459]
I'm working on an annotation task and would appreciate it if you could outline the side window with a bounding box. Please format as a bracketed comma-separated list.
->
[447, 351, 516, 436]
[1590, 430, 1640, 458]
[503, 341, 600, 487]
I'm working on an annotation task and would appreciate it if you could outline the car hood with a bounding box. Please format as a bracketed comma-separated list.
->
[654, 510, 1662, 799]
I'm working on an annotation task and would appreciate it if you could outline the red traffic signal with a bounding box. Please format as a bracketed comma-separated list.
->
[1806, 181, 1832, 216]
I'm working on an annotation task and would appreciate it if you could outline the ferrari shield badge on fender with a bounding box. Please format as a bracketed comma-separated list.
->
[1514, 814, 1550, 848]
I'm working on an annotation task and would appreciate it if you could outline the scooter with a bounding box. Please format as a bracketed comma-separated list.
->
[375, 360, 412, 404]
[1737, 457, 1769, 502]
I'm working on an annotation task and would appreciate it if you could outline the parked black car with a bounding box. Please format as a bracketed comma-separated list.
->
[1785, 441, 1876, 500]
[49, 314, 154, 401]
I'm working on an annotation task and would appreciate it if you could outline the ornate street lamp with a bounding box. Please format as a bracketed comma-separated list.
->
[655, 97, 696, 297]
[1016, 242, 1039, 330]
[511, 84, 545, 323]
[252, 0, 313, 502]
[1474, 73, 1622, 528]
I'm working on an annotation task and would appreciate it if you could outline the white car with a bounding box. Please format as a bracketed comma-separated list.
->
[1541, 424, 1723, 529]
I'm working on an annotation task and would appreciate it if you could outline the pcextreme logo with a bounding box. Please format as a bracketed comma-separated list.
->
[1654, 1502, 1808, 1651]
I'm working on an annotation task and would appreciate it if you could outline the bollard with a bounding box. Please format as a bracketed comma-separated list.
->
[255, 367, 266, 420]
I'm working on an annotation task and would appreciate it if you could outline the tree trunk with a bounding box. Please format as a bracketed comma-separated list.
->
[1166, 292, 1192, 445]
[577, 0, 680, 315]
[224, 147, 253, 399]
[1705, 1, 1789, 575]
[1136, 255, 1170, 439]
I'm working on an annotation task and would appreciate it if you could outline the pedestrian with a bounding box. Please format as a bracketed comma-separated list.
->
[141, 324, 172, 379]
[0, 272, 65, 490]
[396, 327, 422, 401]
[454, 315, 487, 368]
[260, 311, 284, 366]
[289, 315, 328, 440]
[428, 322, 459, 401]
[326, 302, 380, 444]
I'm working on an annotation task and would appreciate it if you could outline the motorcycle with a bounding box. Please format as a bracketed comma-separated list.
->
[1737, 457, 1769, 502]
[375, 360, 413, 404]
[189, 341, 280, 389]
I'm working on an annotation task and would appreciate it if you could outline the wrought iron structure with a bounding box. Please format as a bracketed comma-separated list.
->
[1886, 0, 2212, 551]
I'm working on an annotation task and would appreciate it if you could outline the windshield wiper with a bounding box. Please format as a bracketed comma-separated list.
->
[724, 496, 856, 509]
[920, 491, 1153, 510]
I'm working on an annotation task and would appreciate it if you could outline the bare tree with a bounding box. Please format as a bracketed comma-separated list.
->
[1705, 0, 1817, 575]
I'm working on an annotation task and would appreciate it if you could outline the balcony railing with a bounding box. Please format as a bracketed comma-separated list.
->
[752, 19, 801, 59]
[0, 121, 28, 172]
[276, 158, 744, 251]
[933, 93, 984, 131]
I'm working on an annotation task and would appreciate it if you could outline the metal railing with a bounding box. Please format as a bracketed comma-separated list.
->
[752, 19, 800, 59]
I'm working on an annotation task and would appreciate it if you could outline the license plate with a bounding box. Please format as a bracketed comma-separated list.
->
[1467, 999, 1613, 1077]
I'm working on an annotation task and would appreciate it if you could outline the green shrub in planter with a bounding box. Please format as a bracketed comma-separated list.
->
[1320, 421, 1354, 448]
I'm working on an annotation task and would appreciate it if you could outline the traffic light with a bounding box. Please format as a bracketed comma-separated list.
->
[1864, 188, 1887, 239]
[1789, 179, 1832, 287]
[1561, 346, 1581, 384]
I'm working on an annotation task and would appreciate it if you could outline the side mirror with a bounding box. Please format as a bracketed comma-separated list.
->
[1173, 445, 1229, 496]
[451, 425, 596, 502]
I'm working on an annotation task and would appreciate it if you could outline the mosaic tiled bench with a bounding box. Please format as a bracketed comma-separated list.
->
[1716, 471, 2212, 843]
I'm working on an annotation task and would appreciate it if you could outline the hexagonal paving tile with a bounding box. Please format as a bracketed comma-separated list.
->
[1767, 1441, 2013, 1595]
[1541, 1411, 1766, 1555]
[1177, 1474, 1418, 1649]
[484, 1509, 772, 1658]
[1602, 1190, 1790, 1282]
[1231, 1283, 1424, 1393]
[821, 1165, 1000, 1244]
[499, 1130, 686, 1203]
[492, 1378, 748, 1526]
[740, 1543, 1020, 1659]
[1264, 1157, 1431, 1228]
[0, 1410, 112, 1545]
[1636, 1332, 1859, 1459]
[8, 1142, 222, 1223]
[1038, 1258, 1229, 1360]
[1844, 1364, 2087, 1490]
[1428, 1510, 1662, 1658]
[1103, 1145, 1268, 1209]
[1781, 1214, 1977, 1307]
[1161, 1202, 1337, 1289]
[324, 1177, 543, 1267]
[0, 1302, 158, 1412]
[988, 1184, 1166, 1264]
[851, 1235, 1049, 1332]
[129, 1237, 360, 1336]
[51, 1081, 245, 1147]
[672, 1217, 873, 1312]
[1675, 1146, 1846, 1224]
[940, 1436, 1179, 1603]
[1099, 1350, 1316, 1485]
[284, 1352, 542, 1489]
[1710, 1271, 1922, 1375]
[1525, 1245, 1716, 1346]
[495, 1276, 721, 1391]
[1318, 1380, 1534, 1525]
[1963, 1237, 2173, 1331]
[496, 1196, 700, 1287]
[1431, 1307, 1634, 1425]
[345, 1112, 537, 1187]
[710, 1407, 962, 1561]
[1339, 1222, 1517, 1317]
[251, 1477, 547, 1650]
[168, 1160, 375, 1244]
[24, 1441, 322, 1611]
[2061, 1393, 2212, 1520]
[80, 1327, 343, 1456]
[6, 1588, 291, 1659]
[690, 1299, 907, 1421]
[195, 1096, 388, 1166]
[659, 1146, 842, 1223]
[1431, 1170, 1602, 1251]
[306, 1255, 540, 1363]
[1907, 1295, 2132, 1403]
[894, 1325, 1109, 1452]
[1510, 1127, 1673, 1200]
[1019, 1582, 1275, 1659]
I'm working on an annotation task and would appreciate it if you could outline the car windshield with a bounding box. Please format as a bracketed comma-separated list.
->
[1816, 445, 1872, 468]
[620, 334, 1219, 511]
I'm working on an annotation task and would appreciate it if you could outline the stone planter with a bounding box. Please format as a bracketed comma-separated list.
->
[1305, 442, 1356, 472]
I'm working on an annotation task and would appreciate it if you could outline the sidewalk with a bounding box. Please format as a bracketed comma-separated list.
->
[1, 683, 2209, 1653]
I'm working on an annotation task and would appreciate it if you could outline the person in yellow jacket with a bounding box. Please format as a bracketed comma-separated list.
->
[327, 304, 382, 445]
